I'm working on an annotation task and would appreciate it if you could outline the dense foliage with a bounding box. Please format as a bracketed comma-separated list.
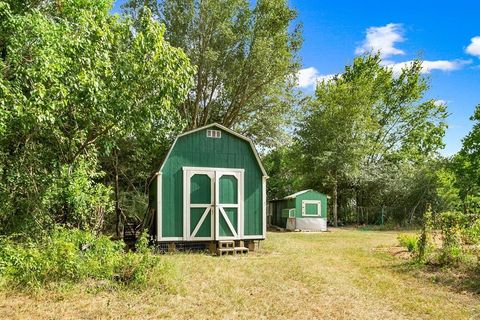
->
[0, 0, 478, 291]
[388, 107, 480, 286]
[0, 228, 176, 289]
[123, 0, 303, 147]
[265, 54, 449, 226]
[0, 0, 193, 236]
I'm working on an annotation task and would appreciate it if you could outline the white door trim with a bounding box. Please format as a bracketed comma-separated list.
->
[184, 169, 215, 241]
[219, 207, 238, 238]
[183, 167, 244, 241]
[214, 169, 244, 241]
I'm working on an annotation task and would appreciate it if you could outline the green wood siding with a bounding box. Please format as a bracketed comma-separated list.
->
[190, 174, 211, 204]
[219, 175, 237, 204]
[305, 203, 318, 215]
[160, 127, 264, 238]
[294, 191, 327, 218]
[270, 190, 328, 228]
[190, 207, 211, 237]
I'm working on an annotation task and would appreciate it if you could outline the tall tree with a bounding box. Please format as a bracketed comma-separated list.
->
[452, 105, 480, 213]
[262, 144, 303, 199]
[297, 54, 448, 226]
[123, 0, 302, 147]
[0, 1, 193, 234]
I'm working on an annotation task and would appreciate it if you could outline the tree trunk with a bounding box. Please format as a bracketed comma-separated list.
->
[333, 179, 338, 227]
[114, 150, 122, 238]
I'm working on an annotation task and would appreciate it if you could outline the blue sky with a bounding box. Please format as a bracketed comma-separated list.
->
[292, 0, 480, 155]
[112, 0, 480, 155]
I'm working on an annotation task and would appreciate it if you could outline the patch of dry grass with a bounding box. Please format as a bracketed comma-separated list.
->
[1, 229, 479, 319]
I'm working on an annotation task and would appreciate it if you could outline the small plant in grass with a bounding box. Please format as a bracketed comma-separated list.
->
[438, 211, 464, 265]
[417, 206, 434, 263]
[397, 233, 418, 253]
[0, 227, 176, 290]
[115, 231, 154, 287]
[463, 218, 480, 245]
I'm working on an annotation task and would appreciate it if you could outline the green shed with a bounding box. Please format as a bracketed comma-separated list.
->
[269, 190, 328, 231]
[148, 123, 267, 247]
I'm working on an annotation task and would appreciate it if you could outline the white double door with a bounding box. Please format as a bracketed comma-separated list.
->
[183, 167, 244, 241]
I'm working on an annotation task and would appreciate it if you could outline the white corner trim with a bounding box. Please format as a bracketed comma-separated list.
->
[156, 173, 162, 241]
[301, 200, 321, 217]
[262, 175, 267, 238]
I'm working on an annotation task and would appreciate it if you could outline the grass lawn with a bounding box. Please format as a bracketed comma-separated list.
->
[1, 229, 479, 319]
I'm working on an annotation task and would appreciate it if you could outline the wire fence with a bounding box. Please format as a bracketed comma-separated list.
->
[337, 205, 413, 226]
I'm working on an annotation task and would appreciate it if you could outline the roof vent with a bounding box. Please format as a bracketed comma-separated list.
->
[206, 129, 221, 139]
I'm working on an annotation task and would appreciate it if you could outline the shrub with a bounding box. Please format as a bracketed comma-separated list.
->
[115, 232, 154, 286]
[417, 207, 434, 262]
[0, 227, 172, 289]
[463, 218, 480, 245]
[397, 233, 418, 253]
[42, 159, 113, 233]
[438, 211, 464, 265]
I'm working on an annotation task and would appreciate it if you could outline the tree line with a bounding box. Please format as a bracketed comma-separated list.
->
[0, 0, 478, 239]
[0, 0, 300, 237]
[265, 55, 479, 226]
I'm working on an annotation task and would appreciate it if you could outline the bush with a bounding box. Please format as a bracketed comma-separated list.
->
[397, 233, 418, 253]
[0, 227, 172, 289]
[417, 207, 434, 262]
[463, 218, 480, 245]
[42, 159, 113, 233]
[438, 211, 464, 265]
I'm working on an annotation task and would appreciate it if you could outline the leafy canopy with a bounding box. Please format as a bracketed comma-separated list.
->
[0, 0, 193, 234]
[123, 0, 303, 147]
[291, 54, 448, 223]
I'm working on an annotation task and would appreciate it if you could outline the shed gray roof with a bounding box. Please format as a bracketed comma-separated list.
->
[284, 189, 314, 199]
[283, 189, 330, 200]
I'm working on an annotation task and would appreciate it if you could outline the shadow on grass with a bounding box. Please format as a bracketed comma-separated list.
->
[389, 258, 480, 295]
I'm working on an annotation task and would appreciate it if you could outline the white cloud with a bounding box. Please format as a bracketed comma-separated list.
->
[434, 99, 447, 106]
[355, 23, 405, 58]
[422, 60, 471, 73]
[297, 67, 319, 88]
[297, 67, 336, 88]
[298, 58, 468, 90]
[385, 59, 471, 75]
[466, 36, 480, 57]
[316, 74, 337, 83]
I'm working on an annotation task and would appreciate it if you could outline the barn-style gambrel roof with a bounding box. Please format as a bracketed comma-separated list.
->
[158, 123, 267, 176]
